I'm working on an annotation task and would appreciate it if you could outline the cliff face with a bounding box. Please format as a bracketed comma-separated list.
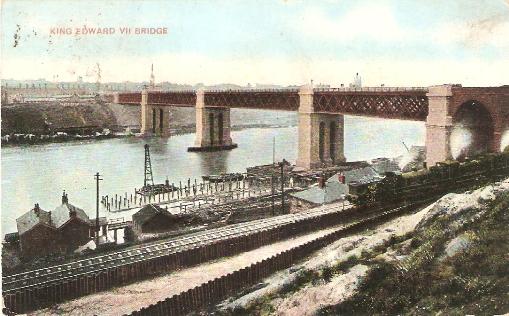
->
[1, 102, 140, 134]
[1, 103, 298, 135]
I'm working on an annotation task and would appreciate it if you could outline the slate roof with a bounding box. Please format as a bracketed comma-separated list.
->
[132, 204, 175, 225]
[330, 166, 383, 185]
[52, 203, 90, 228]
[371, 158, 401, 175]
[290, 166, 383, 205]
[16, 206, 52, 235]
[290, 182, 347, 205]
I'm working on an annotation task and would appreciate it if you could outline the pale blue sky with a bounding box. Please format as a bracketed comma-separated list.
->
[1, 0, 508, 85]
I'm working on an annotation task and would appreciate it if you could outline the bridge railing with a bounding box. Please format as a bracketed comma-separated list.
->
[314, 87, 429, 92]
[118, 87, 429, 94]
[149, 90, 196, 93]
[205, 88, 300, 93]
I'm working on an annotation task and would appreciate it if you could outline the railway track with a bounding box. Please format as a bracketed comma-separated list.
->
[2, 202, 351, 294]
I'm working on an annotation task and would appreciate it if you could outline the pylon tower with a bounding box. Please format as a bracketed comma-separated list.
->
[144, 144, 154, 187]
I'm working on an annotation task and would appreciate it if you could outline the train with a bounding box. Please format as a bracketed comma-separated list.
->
[349, 150, 509, 206]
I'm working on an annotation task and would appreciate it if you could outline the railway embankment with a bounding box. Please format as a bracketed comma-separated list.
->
[217, 177, 509, 316]
[31, 202, 422, 316]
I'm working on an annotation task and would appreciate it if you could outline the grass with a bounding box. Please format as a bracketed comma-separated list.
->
[318, 191, 509, 315]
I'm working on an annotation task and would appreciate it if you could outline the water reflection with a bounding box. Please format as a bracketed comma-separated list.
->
[195, 151, 230, 176]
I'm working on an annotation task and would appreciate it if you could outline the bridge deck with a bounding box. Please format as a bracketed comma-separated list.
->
[116, 87, 431, 121]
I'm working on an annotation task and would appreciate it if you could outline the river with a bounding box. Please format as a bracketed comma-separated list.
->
[1, 111, 425, 234]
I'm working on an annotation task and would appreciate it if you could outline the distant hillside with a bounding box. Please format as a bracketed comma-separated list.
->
[1, 102, 120, 134]
[1, 103, 297, 135]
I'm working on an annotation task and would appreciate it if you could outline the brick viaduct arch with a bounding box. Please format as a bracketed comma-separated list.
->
[425, 85, 509, 166]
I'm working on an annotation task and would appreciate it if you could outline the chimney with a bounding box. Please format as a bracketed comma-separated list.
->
[338, 173, 346, 184]
[48, 211, 52, 226]
[62, 190, 68, 204]
[318, 176, 325, 189]
[34, 203, 40, 216]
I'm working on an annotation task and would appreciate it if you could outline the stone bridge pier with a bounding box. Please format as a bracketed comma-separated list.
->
[188, 89, 237, 152]
[141, 90, 170, 136]
[425, 86, 454, 167]
[296, 85, 345, 169]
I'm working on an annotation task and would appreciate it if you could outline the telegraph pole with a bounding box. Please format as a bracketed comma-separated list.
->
[279, 159, 287, 212]
[271, 137, 275, 215]
[94, 172, 103, 246]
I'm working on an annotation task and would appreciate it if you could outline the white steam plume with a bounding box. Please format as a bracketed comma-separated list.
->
[398, 150, 418, 170]
[501, 130, 509, 152]
[450, 125, 472, 159]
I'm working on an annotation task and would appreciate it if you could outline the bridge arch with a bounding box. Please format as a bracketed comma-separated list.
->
[450, 100, 494, 159]
[319, 122, 326, 162]
[218, 112, 224, 145]
[159, 108, 164, 134]
[209, 113, 215, 145]
[329, 121, 337, 162]
[152, 108, 157, 134]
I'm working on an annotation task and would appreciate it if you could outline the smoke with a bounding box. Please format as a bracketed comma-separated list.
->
[501, 130, 509, 151]
[450, 125, 472, 159]
[398, 150, 418, 170]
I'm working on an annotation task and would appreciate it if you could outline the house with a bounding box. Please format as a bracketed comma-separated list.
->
[132, 204, 180, 234]
[52, 192, 92, 251]
[16, 203, 60, 258]
[288, 166, 383, 212]
[15, 192, 94, 258]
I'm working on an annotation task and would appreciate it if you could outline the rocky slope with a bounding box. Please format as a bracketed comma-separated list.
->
[217, 178, 509, 315]
[1, 102, 137, 134]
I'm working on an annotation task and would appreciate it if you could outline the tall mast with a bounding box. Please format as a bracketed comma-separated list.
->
[150, 63, 155, 89]
[144, 144, 154, 187]
[96, 63, 101, 92]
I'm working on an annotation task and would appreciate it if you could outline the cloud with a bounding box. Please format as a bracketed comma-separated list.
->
[2, 2, 508, 85]
[430, 13, 509, 49]
[294, 2, 509, 51]
[294, 4, 407, 42]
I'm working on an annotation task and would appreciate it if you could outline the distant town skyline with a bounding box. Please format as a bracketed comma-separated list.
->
[1, 0, 509, 86]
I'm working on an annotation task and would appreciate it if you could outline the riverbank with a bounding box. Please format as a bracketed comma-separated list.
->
[1, 122, 297, 146]
[1, 131, 127, 145]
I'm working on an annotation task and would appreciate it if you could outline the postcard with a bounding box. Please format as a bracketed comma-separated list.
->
[1, 1, 508, 315]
